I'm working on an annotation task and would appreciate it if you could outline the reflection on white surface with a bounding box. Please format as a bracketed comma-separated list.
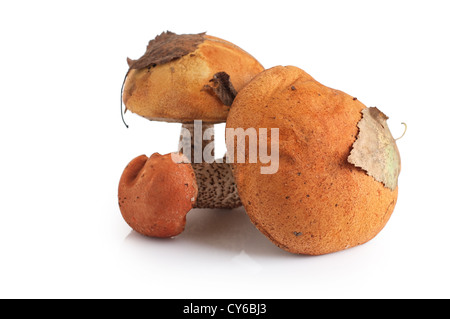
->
[118, 207, 382, 298]
[120, 207, 302, 298]
[231, 250, 264, 272]
[122, 207, 292, 261]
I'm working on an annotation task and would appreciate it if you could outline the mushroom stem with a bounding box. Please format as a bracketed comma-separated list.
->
[178, 122, 215, 163]
[191, 162, 241, 209]
[177, 122, 241, 209]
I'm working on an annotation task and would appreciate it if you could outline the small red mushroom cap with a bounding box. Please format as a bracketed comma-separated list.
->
[118, 153, 198, 238]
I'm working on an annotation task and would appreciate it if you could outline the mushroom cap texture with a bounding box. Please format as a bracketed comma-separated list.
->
[118, 153, 198, 238]
[123, 34, 264, 123]
[226, 65, 398, 255]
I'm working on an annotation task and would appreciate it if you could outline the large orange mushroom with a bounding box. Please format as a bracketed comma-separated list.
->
[226, 65, 401, 255]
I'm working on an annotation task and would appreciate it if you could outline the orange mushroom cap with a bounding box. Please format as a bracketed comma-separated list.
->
[123, 31, 264, 123]
[118, 153, 198, 238]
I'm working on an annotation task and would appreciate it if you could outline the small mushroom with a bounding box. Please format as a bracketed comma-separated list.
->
[118, 153, 240, 238]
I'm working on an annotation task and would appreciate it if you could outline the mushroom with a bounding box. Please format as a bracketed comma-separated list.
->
[119, 32, 264, 237]
[226, 66, 401, 255]
[122, 31, 264, 163]
[118, 152, 240, 238]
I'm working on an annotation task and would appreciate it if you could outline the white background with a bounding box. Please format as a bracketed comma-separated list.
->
[1, 0, 449, 299]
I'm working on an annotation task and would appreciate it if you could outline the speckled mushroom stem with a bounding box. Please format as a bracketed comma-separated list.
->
[191, 162, 242, 209]
[178, 123, 241, 209]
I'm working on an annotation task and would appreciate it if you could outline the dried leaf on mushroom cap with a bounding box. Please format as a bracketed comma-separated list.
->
[348, 107, 401, 191]
[127, 31, 206, 70]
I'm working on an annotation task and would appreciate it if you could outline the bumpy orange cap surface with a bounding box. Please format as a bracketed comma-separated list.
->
[226, 66, 399, 255]
[118, 153, 198, 238]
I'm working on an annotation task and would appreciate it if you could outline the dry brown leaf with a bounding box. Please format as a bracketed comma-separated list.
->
[348, 107, 401, 190]
[127, 31, 205, 70]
